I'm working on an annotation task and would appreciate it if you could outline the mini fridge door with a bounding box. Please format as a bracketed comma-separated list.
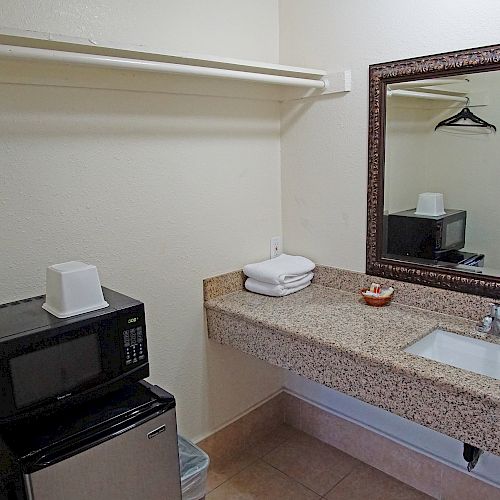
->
[23, 402, 181, 500]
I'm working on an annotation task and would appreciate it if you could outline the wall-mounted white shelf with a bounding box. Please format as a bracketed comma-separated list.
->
[0, 28, 351, 102]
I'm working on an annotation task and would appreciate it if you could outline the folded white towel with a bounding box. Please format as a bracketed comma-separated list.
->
[245, 277, 311, 297]
[245, 272, 313, 296]
[243, 254, 315, 285]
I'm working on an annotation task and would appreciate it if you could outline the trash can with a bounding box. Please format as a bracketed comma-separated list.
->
[178, 435, 210, 500]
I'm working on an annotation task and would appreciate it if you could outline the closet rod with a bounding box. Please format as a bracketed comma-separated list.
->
[0, 44, 327, 89]
[387, 89, 468, 103]
[389, 78, 468, 90]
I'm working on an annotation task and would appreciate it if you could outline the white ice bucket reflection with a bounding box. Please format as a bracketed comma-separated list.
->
[415, 192, 445, 216]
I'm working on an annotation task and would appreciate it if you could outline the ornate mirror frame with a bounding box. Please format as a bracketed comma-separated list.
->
[366, 44, 500, 298]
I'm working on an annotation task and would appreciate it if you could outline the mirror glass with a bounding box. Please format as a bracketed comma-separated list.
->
[383, 70, 500, 278]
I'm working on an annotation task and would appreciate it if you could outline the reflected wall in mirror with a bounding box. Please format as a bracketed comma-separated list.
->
[367, 44, 500, 298]
[385, 71, 499, 272]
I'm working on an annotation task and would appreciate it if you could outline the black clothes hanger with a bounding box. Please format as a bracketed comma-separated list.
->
[435, 107, 496, 132]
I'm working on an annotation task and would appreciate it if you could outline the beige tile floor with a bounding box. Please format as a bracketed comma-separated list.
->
[205, 425, 430, 499]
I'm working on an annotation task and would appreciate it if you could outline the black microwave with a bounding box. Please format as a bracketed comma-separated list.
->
[386, 209, 467, 260]
[0, 288, 148, 423]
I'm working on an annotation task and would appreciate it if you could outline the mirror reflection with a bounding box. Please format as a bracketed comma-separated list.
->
[383, 71, 500, 277]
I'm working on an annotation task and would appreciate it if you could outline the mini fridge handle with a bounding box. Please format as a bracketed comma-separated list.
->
[24, 402, 170, 474]
[24, 407, 182, 500]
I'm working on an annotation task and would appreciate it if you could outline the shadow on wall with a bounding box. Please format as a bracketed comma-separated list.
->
[0, 80, 280, 140]
[199, 313, 284, 439]
[280, 91, 348, 135]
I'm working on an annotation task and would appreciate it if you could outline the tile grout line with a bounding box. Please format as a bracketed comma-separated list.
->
[283, 401, 357, 498]
[206, 426, 296, 495]
[322, 468, 357, 498]
[259, 432, 353, 498]
[211, 429, 323, 497]
[438, 464, 444, 500]
[290, 396, 444, 499]
[262, 459, 323, 498]
[206, 455, 260, 495]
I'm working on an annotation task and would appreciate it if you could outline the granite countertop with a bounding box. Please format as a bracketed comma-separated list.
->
[205, 281, 500, 454]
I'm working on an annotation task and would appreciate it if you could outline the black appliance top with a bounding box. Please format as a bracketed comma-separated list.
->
[0, 381, 175, 471]
[440, 250, 483, 265]
[0, 287, 142, 341]
[389, 208, 465, 220]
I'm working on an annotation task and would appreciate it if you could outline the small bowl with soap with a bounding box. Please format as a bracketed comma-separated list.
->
[360, 283, 394, 307]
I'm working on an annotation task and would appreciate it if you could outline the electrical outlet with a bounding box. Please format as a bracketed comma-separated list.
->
[270, 236, 282, 259]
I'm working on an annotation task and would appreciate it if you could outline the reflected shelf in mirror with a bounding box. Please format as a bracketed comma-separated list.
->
[384, 70, 500, 276]
[367, 43, 500, 297]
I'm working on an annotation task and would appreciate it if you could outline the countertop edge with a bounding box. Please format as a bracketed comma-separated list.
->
[205, 298, 500, 405]
[206, 306, 500, 454]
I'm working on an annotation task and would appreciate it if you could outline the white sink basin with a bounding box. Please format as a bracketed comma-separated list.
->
[405, 329, 500, 380]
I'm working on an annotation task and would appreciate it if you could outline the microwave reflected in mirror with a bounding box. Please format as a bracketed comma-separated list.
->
[383, 70, 499, 277]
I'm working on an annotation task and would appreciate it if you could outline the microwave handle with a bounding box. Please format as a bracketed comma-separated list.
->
[435, 222, 443, 249]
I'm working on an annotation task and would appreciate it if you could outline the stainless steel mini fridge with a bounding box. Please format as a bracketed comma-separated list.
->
[1, 381, 182, 500]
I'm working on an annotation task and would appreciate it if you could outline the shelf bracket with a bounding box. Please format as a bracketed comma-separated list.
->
[324, 70, 352, 94]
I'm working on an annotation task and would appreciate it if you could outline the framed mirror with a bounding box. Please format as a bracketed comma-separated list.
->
[367, 44, 500, 298]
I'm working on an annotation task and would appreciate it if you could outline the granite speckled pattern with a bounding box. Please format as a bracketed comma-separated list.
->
[204, 284, 500, 455]
[203, 270, 245, 301]
[313, 265, 494, 321]
[203, 265, 494, 321]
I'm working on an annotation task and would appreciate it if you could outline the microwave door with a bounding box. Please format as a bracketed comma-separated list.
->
[23, 404, 181, 500]
[9, 332, 104, 411]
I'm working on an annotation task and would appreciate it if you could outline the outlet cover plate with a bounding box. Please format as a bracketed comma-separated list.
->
[270, 236, 282, 259]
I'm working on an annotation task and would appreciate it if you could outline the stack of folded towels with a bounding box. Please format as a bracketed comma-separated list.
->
[243, 254, 315, 297]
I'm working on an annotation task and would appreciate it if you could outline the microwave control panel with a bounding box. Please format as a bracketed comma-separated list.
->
[118, 304, 147, 368]
[116, 301, 147, 370]
[122, 326, 146, 366]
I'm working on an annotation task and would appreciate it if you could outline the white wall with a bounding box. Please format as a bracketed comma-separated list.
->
[384, 101, 435, 215]
[4, 0, 500, 447]
[279, 0, 500, 474]
[279, 0, 500, 272]
[425, 72, 500, 268]
[0, 0, 278, 62]
[0, 0, 284, 440]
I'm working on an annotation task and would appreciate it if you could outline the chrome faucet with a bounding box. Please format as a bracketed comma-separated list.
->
[477, 303, 500, 336]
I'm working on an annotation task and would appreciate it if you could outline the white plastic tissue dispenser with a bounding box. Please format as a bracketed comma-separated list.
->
[42, 261, 109, 318]
[415, 192, 446, 216]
